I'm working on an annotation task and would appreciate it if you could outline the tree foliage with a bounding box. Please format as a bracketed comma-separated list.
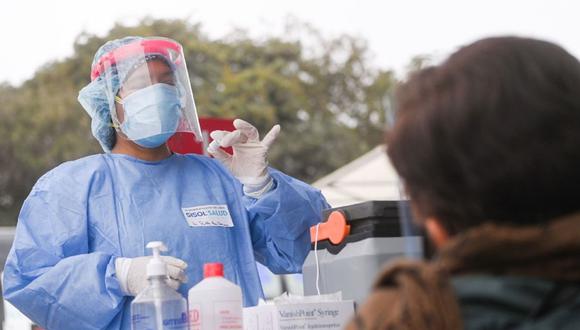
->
[0, 18, 397, 225]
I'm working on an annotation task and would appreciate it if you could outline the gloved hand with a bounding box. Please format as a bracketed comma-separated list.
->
[207, 119, 280, 199]
[115, 256, 188, 296]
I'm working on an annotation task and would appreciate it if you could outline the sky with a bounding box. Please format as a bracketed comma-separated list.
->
[0, 0, 577, 85]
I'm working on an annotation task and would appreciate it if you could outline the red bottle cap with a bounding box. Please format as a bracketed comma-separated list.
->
[203, 263, 224, 278]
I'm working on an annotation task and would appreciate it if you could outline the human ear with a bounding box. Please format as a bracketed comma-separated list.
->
[424, 217, 450, 249]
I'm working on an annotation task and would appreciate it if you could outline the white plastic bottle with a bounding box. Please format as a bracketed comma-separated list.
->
[131, 241, 189, 330]
[188, 263, 243, 330]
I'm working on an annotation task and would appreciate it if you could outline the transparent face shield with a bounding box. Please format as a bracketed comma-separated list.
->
[91, 37, 202, 149]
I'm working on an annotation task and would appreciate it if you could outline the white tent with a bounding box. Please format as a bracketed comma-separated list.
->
[313, 145, 401, 207]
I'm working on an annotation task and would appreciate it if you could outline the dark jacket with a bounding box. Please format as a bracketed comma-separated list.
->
[453, 275, 580, 329]
[347, 213, 580, 330]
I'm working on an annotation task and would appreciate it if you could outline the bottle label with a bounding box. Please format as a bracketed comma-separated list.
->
[163, 312, 189, 329]
[132, 311, 188, 330]
[214, 301, 243, 329]
[189, 304, 202, 330]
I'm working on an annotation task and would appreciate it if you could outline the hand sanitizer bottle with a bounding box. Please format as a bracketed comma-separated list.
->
[131, 241, 188, 330]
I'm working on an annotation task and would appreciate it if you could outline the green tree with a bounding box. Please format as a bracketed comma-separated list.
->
[0, 18, 397, 225]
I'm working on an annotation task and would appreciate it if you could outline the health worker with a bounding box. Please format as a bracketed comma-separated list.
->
[2, 36, 329, 330]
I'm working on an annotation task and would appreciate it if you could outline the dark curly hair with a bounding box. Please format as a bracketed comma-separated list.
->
[387, 36, 580, 234]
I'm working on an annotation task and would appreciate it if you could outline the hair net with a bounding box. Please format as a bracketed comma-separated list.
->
[78, 36, 148, 152]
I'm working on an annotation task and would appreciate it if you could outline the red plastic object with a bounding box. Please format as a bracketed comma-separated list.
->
[204, 263, 224, 278]
[167, 117, 235, 155]
[91, 38, 182, 80]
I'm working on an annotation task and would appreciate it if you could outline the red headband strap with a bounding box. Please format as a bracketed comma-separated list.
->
[90, 39, 182, 81]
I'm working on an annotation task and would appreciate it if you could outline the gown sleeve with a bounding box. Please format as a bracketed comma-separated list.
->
[244, 169, 330, 274]
[2, 170, 126, 330]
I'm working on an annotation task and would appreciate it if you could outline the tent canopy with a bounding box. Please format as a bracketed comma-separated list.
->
[313, 145, 401, 207]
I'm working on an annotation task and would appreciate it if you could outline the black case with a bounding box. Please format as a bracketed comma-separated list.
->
[313, 200, 414, 254]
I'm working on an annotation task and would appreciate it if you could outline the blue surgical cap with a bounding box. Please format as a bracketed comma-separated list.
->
[77, 36, 144, 152]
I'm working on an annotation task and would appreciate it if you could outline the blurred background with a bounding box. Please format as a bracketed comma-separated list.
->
[0, 0, 578, 328]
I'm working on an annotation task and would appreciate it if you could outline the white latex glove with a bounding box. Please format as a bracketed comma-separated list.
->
[115, 256, 188, 296]
[207, 119, 280, 199]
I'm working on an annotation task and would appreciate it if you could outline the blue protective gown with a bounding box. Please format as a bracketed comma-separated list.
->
[3, 153, 329, 330]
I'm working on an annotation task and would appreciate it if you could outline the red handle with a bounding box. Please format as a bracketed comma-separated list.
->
[310, 211, 351, 245]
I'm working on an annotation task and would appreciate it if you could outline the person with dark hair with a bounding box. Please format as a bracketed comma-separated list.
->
[348, 36, 580, 329]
